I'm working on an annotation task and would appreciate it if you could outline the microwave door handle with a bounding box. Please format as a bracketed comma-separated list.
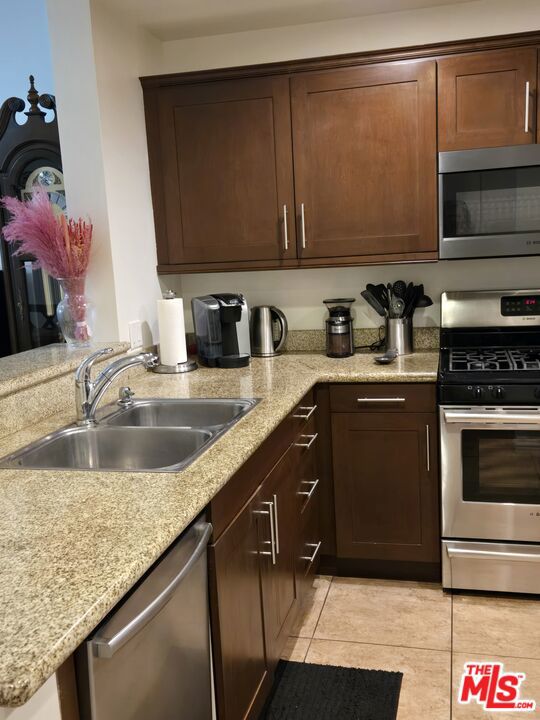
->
[443, 410, 540, 425]
[91, 522, 212, 659]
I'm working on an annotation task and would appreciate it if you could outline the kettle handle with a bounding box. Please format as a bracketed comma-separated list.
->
[270, 307, 288, 353]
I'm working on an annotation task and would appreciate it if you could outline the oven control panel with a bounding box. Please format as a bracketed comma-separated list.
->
[501, 295, 540, 316]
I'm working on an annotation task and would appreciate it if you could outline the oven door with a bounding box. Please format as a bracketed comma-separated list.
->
[440, 406, 540, 542]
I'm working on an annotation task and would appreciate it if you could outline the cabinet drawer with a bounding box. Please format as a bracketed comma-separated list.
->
[210, 388, 315, 540]
[330, 383, 435, 413]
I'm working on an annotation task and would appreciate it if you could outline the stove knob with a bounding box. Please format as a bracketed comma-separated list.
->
[492, 386, 505, 400]
[473, 386, 483, 400]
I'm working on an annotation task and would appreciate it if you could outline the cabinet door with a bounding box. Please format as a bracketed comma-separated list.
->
[290, 60, 437, 260]
[331, 412, 439, 563]
[259, 449, 298, 666]
[153, 76, 296, 266]
[210, 486, 270, 720]
[438, 48, 537, 151]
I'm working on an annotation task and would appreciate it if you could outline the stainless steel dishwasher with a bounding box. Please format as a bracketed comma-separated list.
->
[76, 517, 213, 720]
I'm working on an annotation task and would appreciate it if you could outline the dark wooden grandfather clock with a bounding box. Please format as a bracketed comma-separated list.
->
[0, 76, 65, 356]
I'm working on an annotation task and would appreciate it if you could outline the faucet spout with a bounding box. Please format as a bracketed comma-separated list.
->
[75, 351, 158, 425]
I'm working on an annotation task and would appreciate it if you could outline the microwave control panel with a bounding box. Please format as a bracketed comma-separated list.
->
[501, 295, 540, 316]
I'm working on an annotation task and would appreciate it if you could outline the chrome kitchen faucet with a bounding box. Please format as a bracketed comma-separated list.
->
[75, 348, 158, 425]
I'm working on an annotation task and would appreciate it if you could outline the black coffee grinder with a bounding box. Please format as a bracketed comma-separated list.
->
[323, 298, 355, 358]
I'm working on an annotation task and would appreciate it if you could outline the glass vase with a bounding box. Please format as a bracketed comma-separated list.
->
[56, 277, 94, 348]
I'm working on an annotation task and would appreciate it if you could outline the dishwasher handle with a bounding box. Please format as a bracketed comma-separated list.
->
[92, 522, 213, 659]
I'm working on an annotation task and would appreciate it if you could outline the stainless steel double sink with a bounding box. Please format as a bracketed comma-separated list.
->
[0, 398, 259, 473]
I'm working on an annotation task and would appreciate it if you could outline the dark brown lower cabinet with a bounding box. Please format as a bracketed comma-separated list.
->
[209, 485, 270, 720]
[259, 448, 299, 667]
[329, 383, 439, 580]
[209, 391, 320, 720]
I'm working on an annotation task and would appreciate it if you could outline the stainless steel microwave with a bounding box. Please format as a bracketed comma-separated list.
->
[439, 144, 540, 260]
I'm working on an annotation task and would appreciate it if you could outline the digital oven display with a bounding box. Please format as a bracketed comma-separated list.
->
[501, 295, 540, 316]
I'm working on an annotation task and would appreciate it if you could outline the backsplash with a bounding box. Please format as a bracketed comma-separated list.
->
[164, 255, 540, 334]
[283, 327, 440, 354]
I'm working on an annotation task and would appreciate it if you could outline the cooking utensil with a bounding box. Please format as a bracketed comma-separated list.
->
[392, 280, 407, 299]
[416, 294, 433, 308]
[374, 349, 398, 365]
[361, 290, 386, 317]
[390, 296, 405, 318]
[367, 284, 388, 312]
[250, 306, 288, 357]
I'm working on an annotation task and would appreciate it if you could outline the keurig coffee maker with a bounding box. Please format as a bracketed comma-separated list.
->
[191, 293, 251, 367]
[323, 298, 355, 358]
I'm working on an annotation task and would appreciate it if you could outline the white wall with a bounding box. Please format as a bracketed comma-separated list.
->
[46, 0, 164, 344]
[154, 0, 540, 331]
[46, 0, 119, 341]
[157, 0, 540, 73]
[89, 0, 163, 346]
[172, 256, 540, 332]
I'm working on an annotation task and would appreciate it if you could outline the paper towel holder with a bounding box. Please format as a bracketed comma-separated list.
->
[152, 290, 197, 374]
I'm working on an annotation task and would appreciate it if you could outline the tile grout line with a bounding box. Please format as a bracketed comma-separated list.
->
[307, 634, 451, 654]
[305, 575, 334, 660]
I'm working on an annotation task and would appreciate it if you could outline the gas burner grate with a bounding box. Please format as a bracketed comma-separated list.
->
[449, 348, 540, 372]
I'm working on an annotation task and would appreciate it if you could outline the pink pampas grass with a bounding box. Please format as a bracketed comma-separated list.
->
[1, 186, 92, 279]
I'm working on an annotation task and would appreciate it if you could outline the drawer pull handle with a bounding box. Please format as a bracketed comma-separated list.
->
[356, 397, 406, 403]
[525, 81, 531, 133]
[292, 404, 317, 420]
[273, 493, 280, 555]
[301, 541, 322, 564]
[282, 204, 289, 251]
[298, 478, 320, 503]
[425, 424, 430, 472]
[254, 504, 276, 565]
[300, 203, 306, 249]
[295, 433, 318, 450]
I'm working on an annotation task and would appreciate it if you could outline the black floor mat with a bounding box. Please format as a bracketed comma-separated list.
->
[260, 660, 402, 720]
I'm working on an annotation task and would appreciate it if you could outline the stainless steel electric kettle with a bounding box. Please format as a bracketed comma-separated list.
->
[250, 306, 288, 357]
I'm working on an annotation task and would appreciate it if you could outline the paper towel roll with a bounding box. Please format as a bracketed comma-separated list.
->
[157, 296, 188, 366]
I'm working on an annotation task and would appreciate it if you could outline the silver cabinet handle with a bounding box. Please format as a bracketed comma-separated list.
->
[272, 494, 280, 555]
[253, 506, 276, 565]
[357, 397, 406, 403]
[92, 522, 212, 658]
[425, 424, 430, 472]
[292, 404, 317, 420]
[295, 432, 318, 449]
[300, 203, 306, 249]
[525, 81, 531, 133]
[447, 547, 540, 563]
[262, 501, 276, 565]
[282, 204, 289, 251]
[301, 541, 322, 564]
[298, 478, 320, 503]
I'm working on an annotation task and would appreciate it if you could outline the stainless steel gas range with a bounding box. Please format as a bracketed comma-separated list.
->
[439, 289, 540, 595]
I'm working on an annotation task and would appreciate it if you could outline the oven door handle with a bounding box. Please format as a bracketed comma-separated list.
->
[443, 410, 540, 425]
[447, 547, 540, 563]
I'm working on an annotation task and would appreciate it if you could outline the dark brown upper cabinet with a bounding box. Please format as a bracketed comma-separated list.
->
[438, 48, 538, 151]
[145, 75, 296, 267]
[290, 60, 438, 260]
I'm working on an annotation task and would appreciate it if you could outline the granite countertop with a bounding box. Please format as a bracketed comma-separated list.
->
[0, 342, 130, 398]
[0, 351, 439, 706]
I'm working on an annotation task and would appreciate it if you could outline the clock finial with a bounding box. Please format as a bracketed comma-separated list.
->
[26, 75, 45, 118]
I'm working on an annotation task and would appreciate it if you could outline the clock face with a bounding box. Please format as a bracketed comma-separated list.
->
[22, 166, 66, 215]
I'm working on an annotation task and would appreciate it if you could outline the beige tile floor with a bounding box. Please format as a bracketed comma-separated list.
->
[282, 576, 540, 719]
